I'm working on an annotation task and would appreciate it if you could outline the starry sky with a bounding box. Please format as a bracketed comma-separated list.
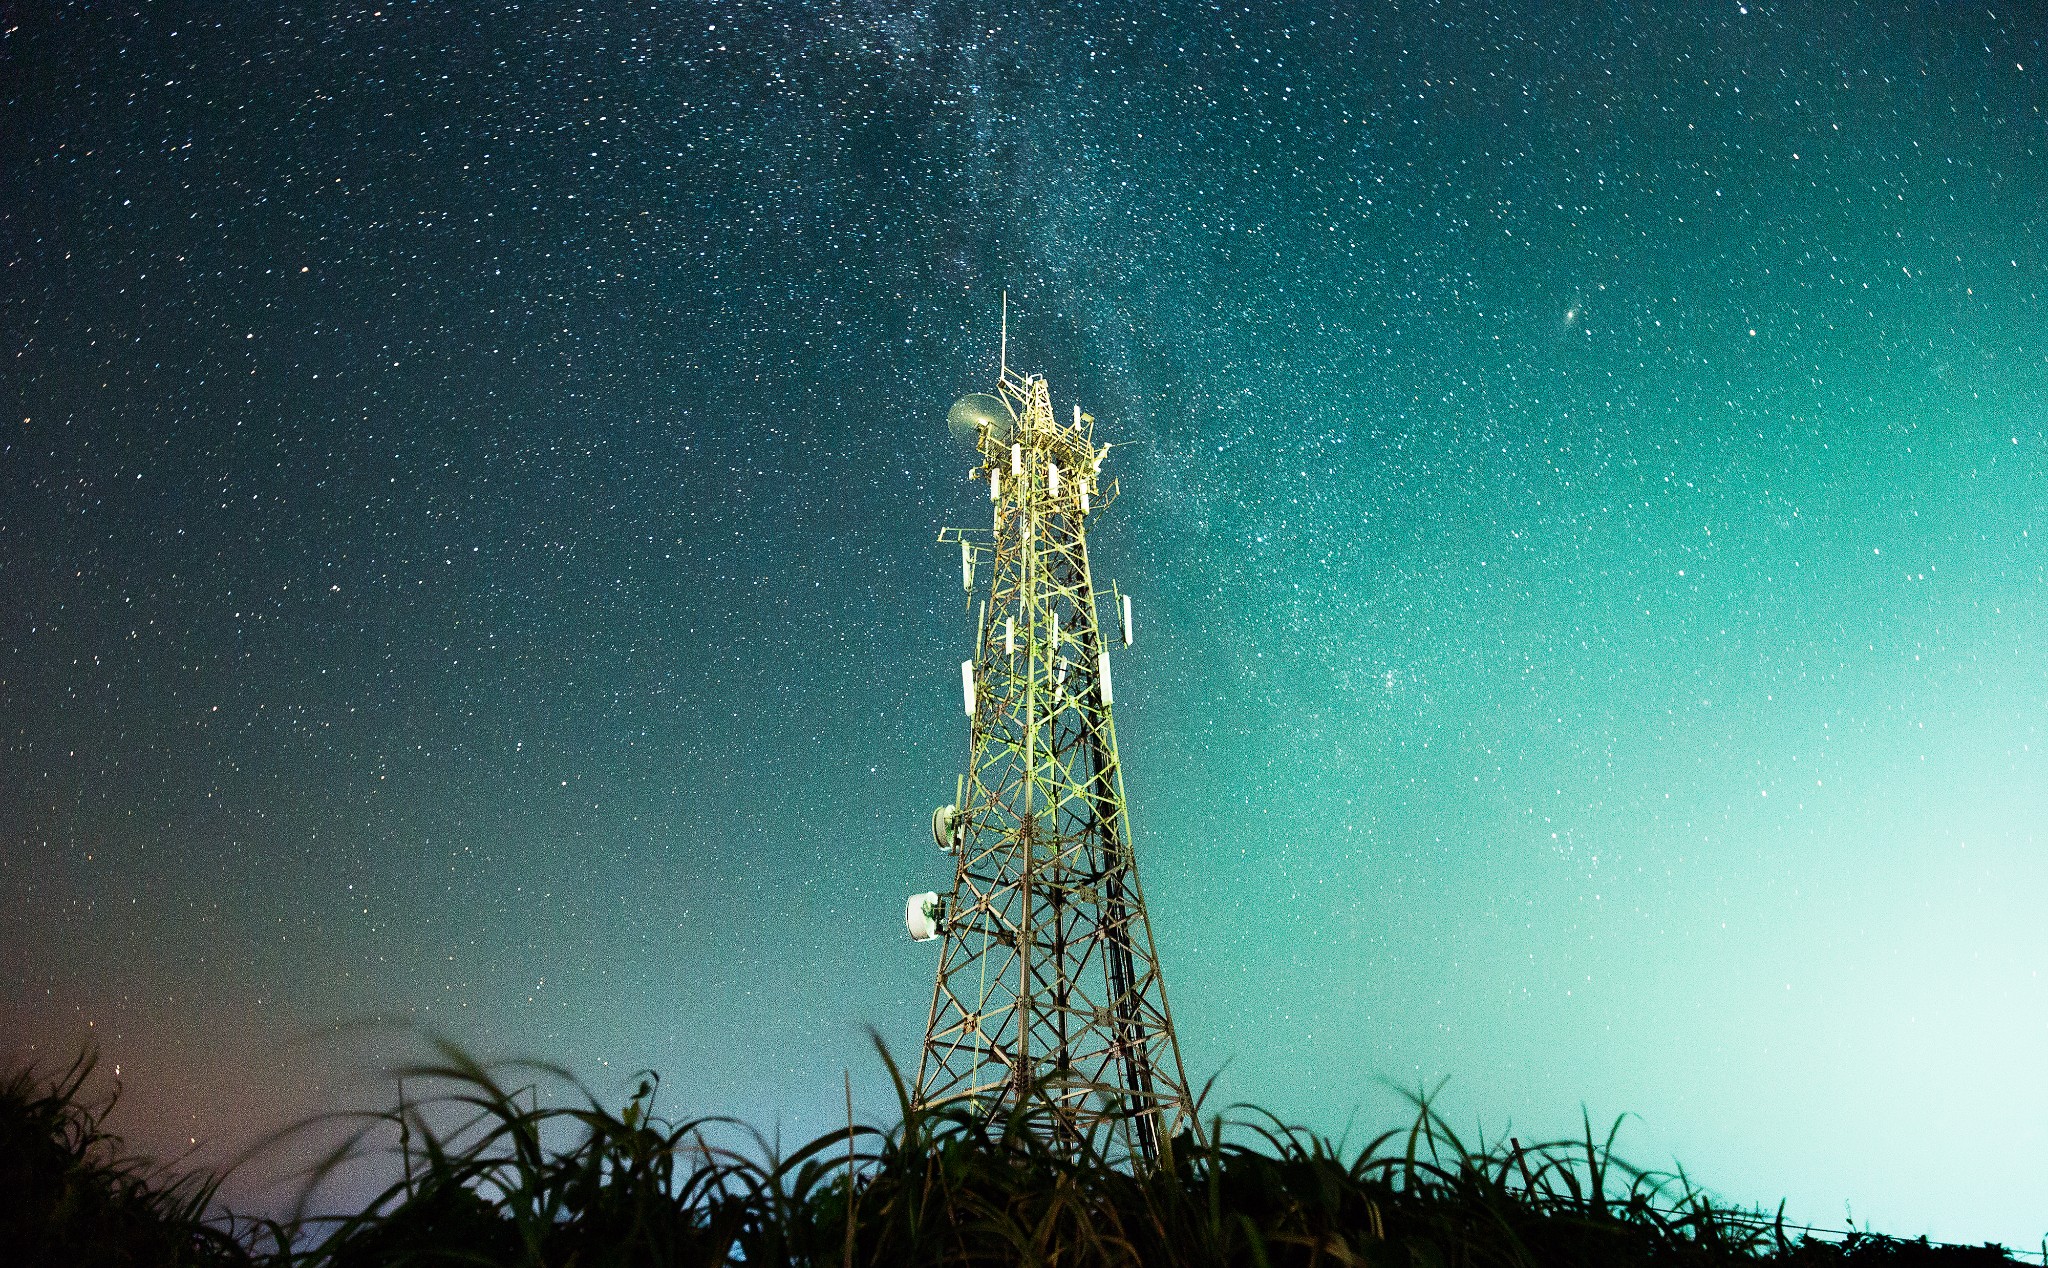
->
[4, 0, 2046, 1246]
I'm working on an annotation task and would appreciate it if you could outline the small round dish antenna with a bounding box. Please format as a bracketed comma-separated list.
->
[947, 393, 1014, 447]
[932, 803, 961, 851]
[905, 891, 945, 942]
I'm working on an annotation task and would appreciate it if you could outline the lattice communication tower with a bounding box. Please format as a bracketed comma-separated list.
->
[904, 319, 1199, 1166]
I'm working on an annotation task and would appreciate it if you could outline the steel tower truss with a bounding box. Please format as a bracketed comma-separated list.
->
[917, 365, 1198, 1165]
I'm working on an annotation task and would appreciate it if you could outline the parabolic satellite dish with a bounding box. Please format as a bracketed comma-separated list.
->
[947, 393, 1014, 447]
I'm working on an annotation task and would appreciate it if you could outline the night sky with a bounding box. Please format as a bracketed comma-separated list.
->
[4, 0, 2046, 1246]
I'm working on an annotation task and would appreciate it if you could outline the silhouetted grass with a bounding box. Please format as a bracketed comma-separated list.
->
[2, 1041, 2032, 1268]
[0, 1050, 283, 1266]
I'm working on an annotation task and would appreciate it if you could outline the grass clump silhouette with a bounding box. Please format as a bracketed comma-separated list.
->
[2, 1039, 2031, 1268]
[0, 1050, 282, 1266]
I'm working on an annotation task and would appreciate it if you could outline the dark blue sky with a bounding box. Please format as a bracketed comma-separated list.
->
[4, 0, 2045, 1244]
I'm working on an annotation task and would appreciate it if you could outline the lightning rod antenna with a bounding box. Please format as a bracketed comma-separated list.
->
[999, 290, 1008, 378]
